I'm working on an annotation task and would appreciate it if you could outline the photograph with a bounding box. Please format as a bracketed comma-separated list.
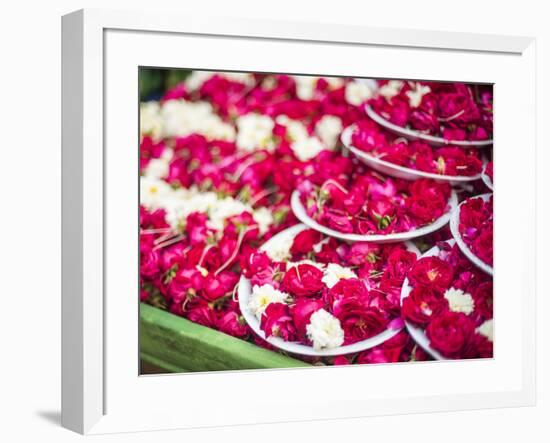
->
[138, 69, 494, 373]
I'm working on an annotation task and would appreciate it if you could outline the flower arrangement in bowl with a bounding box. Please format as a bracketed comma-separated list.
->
[449, 193, 493, 275]
[238, 224, 420, 356]
[365, 80, 493, 147]
[341, 123, 484, 183]
[400, 240, 493, 360]
[292, 168, 457, 243]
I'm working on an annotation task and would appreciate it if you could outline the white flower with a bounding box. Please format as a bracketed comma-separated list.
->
[345, 81, 374, 106]
[292, 75, 318, 100]
[286, 260, 326, 271]
[263, 234, 293, 262]
[252, 207, 274, 235]
[184, 71, 215, 91]
[185, 71, 254, 91]
[140, 101, 164, 139]
[143, 157, 170, 179]
[140, 177, 174, 210]
[321, 263, 358, 288]
[406, 82, 431, 108]
[306, 309, 345, 350]
[276, 115, 309, 143]
[315, 115, 343, 150]
[378, 80, 404, 99]
[249, 284, 290, 320]
[207, 197, 249, 231]
[292, 75, 344, 101]
[444, 288, 475, 315]
[236, 113, 275, 152]
[161, 99, 235, 140]
[291, 136, 325, 161]
[476, 319, 494, 342]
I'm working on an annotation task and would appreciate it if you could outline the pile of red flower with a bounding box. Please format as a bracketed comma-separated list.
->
[369, 81, 493, 141]
[350, 120, 483, 176]
[298, 169, 452, 235]
[458, 195, 493, 266]
[243, 228, 417, 350]
[402, 242, 493, 359]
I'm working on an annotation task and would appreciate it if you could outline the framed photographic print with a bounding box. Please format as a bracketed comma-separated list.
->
[62, 8, 536, 434]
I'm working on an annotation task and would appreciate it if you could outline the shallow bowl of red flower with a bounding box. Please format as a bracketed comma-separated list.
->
[238, 224, 418, 357]
[449, 193, 493, 276]
[400, 240, 493, 360]
[341, 126, 483, 184]
[291, 188, 457, 244]
[365, 104, 493, 148]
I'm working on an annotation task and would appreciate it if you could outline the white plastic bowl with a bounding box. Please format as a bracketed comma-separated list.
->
[237, 224, 420, 357]
[399, 240, 454, 361]
[341, 126, 483, 185]
[365, 104, 493, 148]
[291, 189, 457, 244]
[449, 193, 493, 276]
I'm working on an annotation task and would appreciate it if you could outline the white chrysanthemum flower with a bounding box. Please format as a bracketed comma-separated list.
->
[236, 113, 275, 152]
[185, 71, 255, 92]
[406, 83, 431, 108]
[291, 136, 325, 162]
[140, 177, 174, 210]
[143, 157, 170, 179]
[315, 115, 343, 150]
[306, 309, 345, 350]
[206, 196, 249, 232]
[476, 319, 494, 342]
[378, 80, 405, 99]
[276, 115, 309, 143]
[444, 288, 475, 315]
[184, 71, 215, 91]
[292, 75, 319, 100]
[140, 101, 164, 139]
[286, 260, 326, 271]
[249, 284, 290, 320]
[253, 207, 274, 235]
[292, 75, 344, 101]
[263, 234, 294, 262]
[321, 263, 358, 289]
[345, 81, 374, 106]
[161, 99, 236, 141]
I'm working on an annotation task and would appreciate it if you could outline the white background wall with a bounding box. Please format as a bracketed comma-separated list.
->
[0, 0, 547, 441]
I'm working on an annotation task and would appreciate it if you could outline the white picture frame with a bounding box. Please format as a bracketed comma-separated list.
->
[61, 8, 536, 435]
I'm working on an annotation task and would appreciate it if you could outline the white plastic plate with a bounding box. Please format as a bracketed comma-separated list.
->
[449, 193, 493, 276]
[291, 189, 457, 244]
[341, 125, 483, 184]
[365, 104, 493, 148]
[237, 224, 420, 357]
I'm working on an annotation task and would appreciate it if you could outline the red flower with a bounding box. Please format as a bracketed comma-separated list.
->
[334, 298, 388, 345]
[402, 286, 446, 327]
[202, 271, 239, 301]
[408, 257, 453, 293]
[217, 311, 249, 338]
[260, 303, 297, 341]
[282, 264, 324, 297]
[327, 278, 369, 306]
[186, 304, 218, 329]
[290, 298, 324, 338]
[473, 281, 493, 320]
[426, 311, 476, 358]
[290, 229, 322, 255]
[386, 248, 417, 280]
